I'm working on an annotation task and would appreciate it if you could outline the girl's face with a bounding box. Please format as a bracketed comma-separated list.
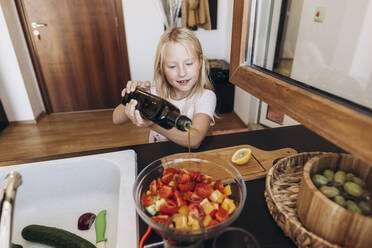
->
[162, 41, 201, 99]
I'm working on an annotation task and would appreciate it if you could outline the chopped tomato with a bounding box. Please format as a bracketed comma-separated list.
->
[161, 173, 173, 184]
[157, 178, 164, 187]
[208, 219, 219, 226]
[202, 177, 212, 185]
[195, 183, 213, 198]
[185, 192, 202, 203]
[173, 174, 179, 183]
[209, 209, 217, 218]
[151, 215, 170, 224]
[160, 199, 179, 215]
[150, 179, 158, 194]
[142, 194, 153, 207]
[179, 173, 191, 184]
[177, 182, 194, 192]
[213, 180, 225, 194]
[179, 169, 191, 175]
[174, 190, 186, 207]
[189, 203, 205, 221]
[159, 185, 173, 199]
[164, 167, 179, 175]
[195, 173, 206, 183]
[215, 207, 228, 222]
[189, 170, 201, 181]
[144, 168, 236, 229]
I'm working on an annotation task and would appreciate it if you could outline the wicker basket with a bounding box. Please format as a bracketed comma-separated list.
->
[265, 152, 341, 248]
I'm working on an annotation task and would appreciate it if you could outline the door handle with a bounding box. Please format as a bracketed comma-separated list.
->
[31, 22, 47, 29]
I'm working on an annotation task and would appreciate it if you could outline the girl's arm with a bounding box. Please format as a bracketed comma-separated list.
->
[150, 113, 212, 149]
[113, 103, 129, 124]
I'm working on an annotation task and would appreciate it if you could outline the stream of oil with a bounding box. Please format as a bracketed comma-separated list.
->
[185, 124, 191, 153]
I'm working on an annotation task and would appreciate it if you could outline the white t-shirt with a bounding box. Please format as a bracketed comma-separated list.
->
[149, 87, 216, 143]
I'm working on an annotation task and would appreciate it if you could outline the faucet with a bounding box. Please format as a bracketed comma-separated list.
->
[0, 171, 22, 248]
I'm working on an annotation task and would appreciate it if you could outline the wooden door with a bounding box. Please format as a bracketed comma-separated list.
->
[17, 0, 130, 112]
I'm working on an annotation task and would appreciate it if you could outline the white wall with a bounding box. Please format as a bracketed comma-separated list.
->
[291, 0, 372, 109]
[0, 0, 44, 122]
[122, 0, 235, 80]
[1, 0, 249, 122]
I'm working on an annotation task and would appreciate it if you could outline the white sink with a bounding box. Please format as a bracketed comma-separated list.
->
[0, 150, 138, 248]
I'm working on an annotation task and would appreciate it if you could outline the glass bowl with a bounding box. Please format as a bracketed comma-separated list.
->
[132, 152, 247, 244]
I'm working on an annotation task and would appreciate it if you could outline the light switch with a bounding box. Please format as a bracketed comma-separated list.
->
[314, 7, 326, 23]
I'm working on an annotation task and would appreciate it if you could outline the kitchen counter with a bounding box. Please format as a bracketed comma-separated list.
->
[3, 125, 344, 247]
[130, 125, 344, 247]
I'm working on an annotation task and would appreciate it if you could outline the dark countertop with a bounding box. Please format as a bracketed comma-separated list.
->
[127, 125, 344, 247]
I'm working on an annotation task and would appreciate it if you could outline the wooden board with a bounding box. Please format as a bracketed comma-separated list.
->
[199, 145, 297, 181]
[162, 145, 297, 181]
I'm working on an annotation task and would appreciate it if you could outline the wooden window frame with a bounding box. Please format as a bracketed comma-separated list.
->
[229, 0, 372, 163]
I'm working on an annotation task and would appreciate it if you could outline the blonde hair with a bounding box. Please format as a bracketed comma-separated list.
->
[153, 26, 214, 99]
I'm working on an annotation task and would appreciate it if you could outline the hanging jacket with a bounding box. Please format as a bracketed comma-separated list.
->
[182, 0, 212, 30]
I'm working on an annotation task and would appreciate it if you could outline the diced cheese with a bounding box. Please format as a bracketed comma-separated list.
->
[224, 185, 232, 195]
[155, 198, 166, 211]
[169, 180, 175, 187]
[209, 190, 224, 203]
[200, 198, 214, 215]
[178, 205, 189, 215]
[221, 198, 236, 214]
[188, 215, 200, 229]
[174, 215, 188, 229]
[203, 214, 212, 226]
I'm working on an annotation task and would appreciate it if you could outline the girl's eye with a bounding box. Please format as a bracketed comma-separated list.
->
[168, 65, 176, 69]
[186, 62, 193, 66]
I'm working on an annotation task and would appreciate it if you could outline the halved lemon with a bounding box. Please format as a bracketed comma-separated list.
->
[231, 148, 252, 165]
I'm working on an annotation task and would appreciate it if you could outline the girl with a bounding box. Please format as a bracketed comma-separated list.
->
[113, 27, 216, 149]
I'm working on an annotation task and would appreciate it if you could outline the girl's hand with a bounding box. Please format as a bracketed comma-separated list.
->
[124, 99, 153, 128]
[114, 80, 151, 126]
[121, 80, 151, 97]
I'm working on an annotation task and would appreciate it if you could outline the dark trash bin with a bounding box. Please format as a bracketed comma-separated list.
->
[0, 100, 9, 132]
[209, 60, 235, 114]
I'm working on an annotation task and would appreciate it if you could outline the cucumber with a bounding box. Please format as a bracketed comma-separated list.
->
[12, 244, 23, 248]
[22, 224, 96, 248]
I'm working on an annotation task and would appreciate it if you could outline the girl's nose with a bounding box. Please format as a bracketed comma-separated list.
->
[178, 65, 186, 77]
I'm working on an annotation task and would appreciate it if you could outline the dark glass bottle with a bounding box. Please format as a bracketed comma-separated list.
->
[121, 88, 192, 131]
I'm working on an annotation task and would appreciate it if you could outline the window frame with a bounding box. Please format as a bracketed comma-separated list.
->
[229, 0, 372, 163]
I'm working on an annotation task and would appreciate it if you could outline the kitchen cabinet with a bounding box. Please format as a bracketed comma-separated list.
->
[229, 0, 372, 164]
